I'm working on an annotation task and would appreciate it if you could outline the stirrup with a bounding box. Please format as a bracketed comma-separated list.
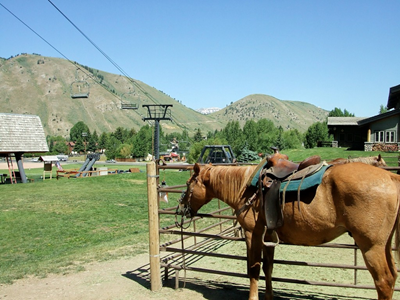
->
[262, 226, 280, 247]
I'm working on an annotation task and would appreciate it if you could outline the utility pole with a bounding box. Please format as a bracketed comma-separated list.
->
[142, 104, 172, 160]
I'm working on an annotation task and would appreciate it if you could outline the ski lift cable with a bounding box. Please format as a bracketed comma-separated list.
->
[48, 1, 171, 121]
[48, 1, 169, 109]
[0, 3, 126, 105]
[2, 2, 200, 137]
[0, 2, 156, 125]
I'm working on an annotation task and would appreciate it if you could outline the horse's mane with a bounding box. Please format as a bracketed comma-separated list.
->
[206, 165, 256, 203]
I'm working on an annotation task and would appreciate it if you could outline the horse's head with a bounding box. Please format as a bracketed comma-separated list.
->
[176, 163, 213, 219]
[374, 154, 386, 167]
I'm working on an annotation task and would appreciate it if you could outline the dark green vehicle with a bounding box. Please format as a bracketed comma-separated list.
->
[197, 145, 236, 164]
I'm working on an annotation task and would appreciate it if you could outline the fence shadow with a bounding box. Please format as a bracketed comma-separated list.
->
[122, 262, 373, 300]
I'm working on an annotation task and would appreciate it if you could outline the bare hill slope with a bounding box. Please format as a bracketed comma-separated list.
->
[212, 94, 328, 132]
[0, 54, 327, 137]
[0, 54, 221, 137]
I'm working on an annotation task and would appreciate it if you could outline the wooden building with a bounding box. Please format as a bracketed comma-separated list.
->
[0, 113, 48, 183]
[328, 84, 400, 151]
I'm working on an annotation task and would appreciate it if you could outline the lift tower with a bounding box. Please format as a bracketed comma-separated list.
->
[142, 104, 172, 160]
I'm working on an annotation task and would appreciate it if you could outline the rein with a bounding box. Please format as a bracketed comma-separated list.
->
[174, 186, 196, 288]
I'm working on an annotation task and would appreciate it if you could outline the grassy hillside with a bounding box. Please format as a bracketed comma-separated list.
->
[0, 54, 222, 137]
[212, 94, 328, 132]
[0, 54, 328, 138]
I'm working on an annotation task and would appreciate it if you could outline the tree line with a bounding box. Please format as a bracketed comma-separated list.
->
[46, 119, 325, 162]
[45, 107, 357, 162]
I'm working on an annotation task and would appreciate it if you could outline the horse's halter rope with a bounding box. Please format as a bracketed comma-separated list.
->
[174, 179, 197, 288]
[175, 182, 194, 229]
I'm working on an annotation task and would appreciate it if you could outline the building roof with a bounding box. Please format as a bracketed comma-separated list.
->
[387, 84, 400, 110]
[0, 113, 49, 154]
[39, 155, 59, 162]
[327, 117, 367, 126]
[357, 109, 400, 126]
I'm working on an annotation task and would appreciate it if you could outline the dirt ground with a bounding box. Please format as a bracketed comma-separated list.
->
[1, 241, 398, 300]
[0, 253, 376, 300]
[0, 161, 44, 170]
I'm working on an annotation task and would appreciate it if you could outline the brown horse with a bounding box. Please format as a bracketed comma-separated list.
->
[328, 154, 386, 167]
[177, 159, 400, 300]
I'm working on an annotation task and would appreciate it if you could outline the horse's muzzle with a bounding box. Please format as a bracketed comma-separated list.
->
[176, 203, 193, 218]
[176, 192, 193, 218]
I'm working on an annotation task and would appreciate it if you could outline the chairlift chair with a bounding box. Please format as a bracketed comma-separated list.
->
[120, 90, 138, 110]
[121, 102, 138, 110]
[70, 80, 90, 99]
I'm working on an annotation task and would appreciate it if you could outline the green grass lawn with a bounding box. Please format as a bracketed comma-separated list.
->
[0, 165, 191, 284]
[283, 147, 398, 165]
[0, 148, 398, 284]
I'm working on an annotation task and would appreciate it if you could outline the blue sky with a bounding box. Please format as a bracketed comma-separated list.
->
[1, 1, 399, 117]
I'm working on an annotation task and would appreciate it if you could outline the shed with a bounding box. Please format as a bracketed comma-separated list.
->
[0, 113, 48, 183]
[39, 155, 59, 180]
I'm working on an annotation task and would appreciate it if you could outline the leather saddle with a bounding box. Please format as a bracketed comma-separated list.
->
[260, 148, 322, 230]
[265, 148, 321, 179]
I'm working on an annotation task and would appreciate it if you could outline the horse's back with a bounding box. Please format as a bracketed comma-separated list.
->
[327, 162, 395, 186]
[326, 162, 399, 232]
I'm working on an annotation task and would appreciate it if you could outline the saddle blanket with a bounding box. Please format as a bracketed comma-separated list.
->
[280, 165, 331, 192]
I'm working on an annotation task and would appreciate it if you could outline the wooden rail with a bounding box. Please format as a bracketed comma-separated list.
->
[56, 168, 119, 179]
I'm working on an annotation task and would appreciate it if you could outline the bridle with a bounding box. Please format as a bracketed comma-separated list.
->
[174, 178, 197, 288]
[175, 179, 196, 229]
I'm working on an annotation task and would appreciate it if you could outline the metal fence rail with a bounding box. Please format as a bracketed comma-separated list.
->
[147, 160, 400, 295]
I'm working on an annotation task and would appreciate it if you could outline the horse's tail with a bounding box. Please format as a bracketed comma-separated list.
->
[390, 172, 400, 260]
[395, 216, 400, 260]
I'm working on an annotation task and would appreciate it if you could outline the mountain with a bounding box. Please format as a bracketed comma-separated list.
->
[0, 54, 222, 137]
[0, 54, 328, 137]
[212, 94, 328, 132]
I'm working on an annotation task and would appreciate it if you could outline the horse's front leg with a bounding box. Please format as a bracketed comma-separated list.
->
[245, 229, 263, 300]
[262, 242, 275, 300]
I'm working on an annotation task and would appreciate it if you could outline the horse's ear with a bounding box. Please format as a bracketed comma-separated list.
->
[193, 163, 201, 175]
[378, 154, 382, 161]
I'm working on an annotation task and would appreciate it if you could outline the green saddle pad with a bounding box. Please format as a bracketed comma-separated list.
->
[247, 158, 268, 187]
[280, 165, 331, 192]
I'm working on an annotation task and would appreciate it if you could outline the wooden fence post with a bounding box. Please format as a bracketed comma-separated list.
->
[147, 161, 162, 291]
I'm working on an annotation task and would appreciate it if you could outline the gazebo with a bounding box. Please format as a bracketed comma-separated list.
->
[0, 113, 48, 183]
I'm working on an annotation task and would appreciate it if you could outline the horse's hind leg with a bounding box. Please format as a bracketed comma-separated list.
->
[357, 240, 397, 300]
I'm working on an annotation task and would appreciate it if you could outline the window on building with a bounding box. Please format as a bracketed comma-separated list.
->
[375, 131, 384, 142]
[386, 131, 395, 143]
[374, 130, 396, 143]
